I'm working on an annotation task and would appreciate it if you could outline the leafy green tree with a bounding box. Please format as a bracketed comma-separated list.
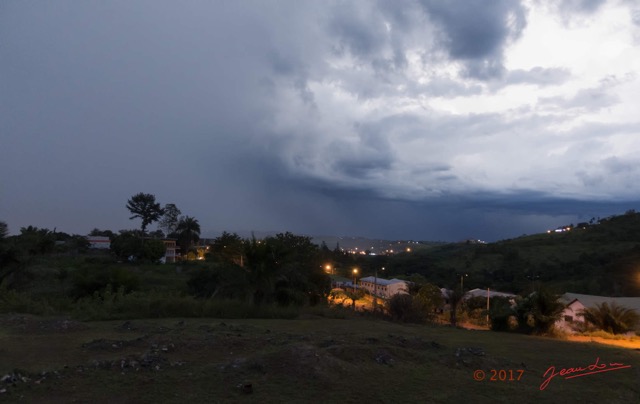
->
[402, 274, 429, 295]
[488, 296, 516, 332]
[386, 293, 425, 322]
[243, 235, 278, 305]
[463, 295, 491, 324]
[143, 239, 167, 262]
[187, 263, 249, 299]
[269, 232, 318, 266]
[111, 230, 166, 262]
[236, 232, 329, 306]
[580, 302, 640, 334]
[89, 228, 115, 238]
[330, 288, 365, 309]
[111, 231, 143, 260]
[175, 216, 201, 253]
[126, 193, 164, 234]
[0, 221, 8, 240]
[148, 229, 165, 239]
[414, 283, 444, 320]
[158, 203, 181, 236]
[268, 232, 329, 305]
[0, 221, 20, 285]
[63, 234, 91, 254]
[17, 226, 55, 255]
[210, 231, 244, 264]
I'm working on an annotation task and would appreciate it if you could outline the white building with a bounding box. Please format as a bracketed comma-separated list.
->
[359, 276, 408, 299]
[161, 239, 179, 263]
[556, 293, 640, 333]
[86, 236, 110, 249]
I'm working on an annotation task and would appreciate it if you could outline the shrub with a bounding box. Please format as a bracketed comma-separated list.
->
[111, 232, 166, 263]
[72, 288, 300, 320]
[488, 296, 516, 332]
[580, 302, 640, 335]
[71, 266, 140, 298]
[0, 287, 71, 315]
[414, 283, 444, 321]
[514, 288, 564, 335]
[386, 293, 426, 323]
[187, 263, 249, 299]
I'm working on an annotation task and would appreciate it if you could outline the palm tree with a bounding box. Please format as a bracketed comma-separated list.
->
[243, 235, 278, 305]
[515, 287, 564, 335]
[580, 302, 640, 335]
[175, 216, 200, 255]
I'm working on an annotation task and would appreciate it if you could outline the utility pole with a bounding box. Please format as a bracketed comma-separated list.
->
[486, 287, 490, 327]
[526, 274, 540, 293]
[352, 268, 358, 310]
[457, 273, 468, 292]
[373, 266, 385, 312]
[373, 268, 377, 311]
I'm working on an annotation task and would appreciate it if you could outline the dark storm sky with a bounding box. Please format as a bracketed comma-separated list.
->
[2, 0, 640, 241]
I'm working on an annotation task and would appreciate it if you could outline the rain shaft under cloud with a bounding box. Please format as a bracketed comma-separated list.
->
[1, 0, 639, 241]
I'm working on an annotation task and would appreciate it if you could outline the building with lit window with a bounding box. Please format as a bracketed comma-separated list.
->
[161, 239, 178, 263]
[359, 277, 408, 299]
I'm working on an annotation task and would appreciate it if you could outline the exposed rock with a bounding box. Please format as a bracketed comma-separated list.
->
[1, 372, 30, 384]
[238, 383, 253, 394]
[374, 351, 395, 366]
[116, 321, 136, 331]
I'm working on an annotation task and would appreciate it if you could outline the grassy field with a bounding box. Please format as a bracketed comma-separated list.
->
[1, 313, 639, 403]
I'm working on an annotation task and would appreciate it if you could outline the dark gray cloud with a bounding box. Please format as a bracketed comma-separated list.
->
[329, 4, 387, 59]
[1, 0, 638, 242]
[419, 0, 527, 79]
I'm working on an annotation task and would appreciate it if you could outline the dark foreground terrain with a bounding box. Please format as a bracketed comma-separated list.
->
[1, 314, 639, 403]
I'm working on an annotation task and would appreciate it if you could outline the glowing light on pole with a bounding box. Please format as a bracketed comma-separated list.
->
[352, 268, 358, 292]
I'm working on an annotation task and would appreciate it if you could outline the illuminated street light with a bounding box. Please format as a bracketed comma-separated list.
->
[352, 268, 358, 292]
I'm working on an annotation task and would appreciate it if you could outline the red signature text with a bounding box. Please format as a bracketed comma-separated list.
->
[540, 357, 631, 390]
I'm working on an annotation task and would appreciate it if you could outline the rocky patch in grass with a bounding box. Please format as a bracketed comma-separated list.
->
[0, 314, 87, 333]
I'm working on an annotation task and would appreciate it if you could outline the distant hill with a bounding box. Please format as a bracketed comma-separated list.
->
[201, 211, 640, 297]
[200, 230, 446, 255]
[310, 235, 445, 255]
[381, 210, 640, 297]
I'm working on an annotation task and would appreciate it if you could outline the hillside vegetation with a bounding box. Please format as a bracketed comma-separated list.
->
[381, 210, 640, 296]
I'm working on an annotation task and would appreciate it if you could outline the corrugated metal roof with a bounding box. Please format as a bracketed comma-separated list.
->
[466, 288, 516, 299]
[560, 293, 640, 312]
[359, 276, 406, 286]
